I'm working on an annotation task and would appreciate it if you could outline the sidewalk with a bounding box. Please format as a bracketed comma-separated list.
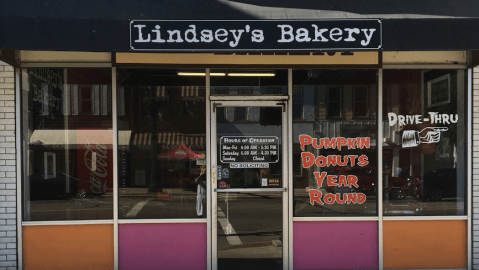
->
[219, 242, 282, 259]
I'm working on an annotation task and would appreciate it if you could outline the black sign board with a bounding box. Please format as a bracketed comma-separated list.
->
[220, 136, 279, 164]
[130, 20, 382, 51]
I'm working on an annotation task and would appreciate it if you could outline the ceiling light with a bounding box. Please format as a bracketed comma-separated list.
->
[177, 72, 226, 76]
[227, 73, 276, 77]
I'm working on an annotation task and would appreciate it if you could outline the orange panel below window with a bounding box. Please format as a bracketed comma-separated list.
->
[23, 224, 113, 270]
[383, 220, 466, 269]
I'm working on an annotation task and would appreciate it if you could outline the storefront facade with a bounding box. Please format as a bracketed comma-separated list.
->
[1, 3, 479, 269]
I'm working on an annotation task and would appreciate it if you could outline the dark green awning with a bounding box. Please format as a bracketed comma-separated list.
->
[1, 0, 479, 52]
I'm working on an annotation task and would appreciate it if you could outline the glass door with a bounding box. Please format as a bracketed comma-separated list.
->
[211, 100, 288, 270]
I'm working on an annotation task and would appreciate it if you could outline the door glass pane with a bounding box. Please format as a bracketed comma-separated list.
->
[217, 193, 282, 270]
[216, 104, 283, 269]
[216, 106, 282, 189]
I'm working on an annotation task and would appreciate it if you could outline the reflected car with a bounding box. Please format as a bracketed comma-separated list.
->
[325, 167, 421, 200]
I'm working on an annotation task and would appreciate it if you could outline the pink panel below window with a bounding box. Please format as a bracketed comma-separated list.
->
[293, 221, 378, 269]
[119, 223, 207, 270]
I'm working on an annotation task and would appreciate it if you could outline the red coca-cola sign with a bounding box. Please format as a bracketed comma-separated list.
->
[77, 130, 113, 195]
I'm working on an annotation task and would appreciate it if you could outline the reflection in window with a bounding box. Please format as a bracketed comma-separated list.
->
[382, 85, 391, 117]
[234, 107, 247, 121]
[234, 88, 253, 121]
[354, 86, 369, 118]
[117, 69, 207, 219]
[292, 69, 378, 217]
[327, 86, 342, 117]
[383, 69, 466, 216]
[267, 87, 282, 94]
[293, 153, 302, 177]
[215, 87, 228, 122]
[22, 68, 113, 221]
[293, 87, 303, 119]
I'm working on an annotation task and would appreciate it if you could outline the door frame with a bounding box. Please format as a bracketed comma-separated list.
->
[209, 98, 290, 270]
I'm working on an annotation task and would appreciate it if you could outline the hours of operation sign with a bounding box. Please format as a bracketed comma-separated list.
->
[220, 136, 279, 166]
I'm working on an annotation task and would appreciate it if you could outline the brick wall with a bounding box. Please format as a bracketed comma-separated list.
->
[0, 61, 17, 270]
[474, 67, 479, 269]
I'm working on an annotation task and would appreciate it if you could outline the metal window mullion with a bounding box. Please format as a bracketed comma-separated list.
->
[383, 215, 468, 221]
[210, 95, 288, 101]
[23, 220, 115, 226]
[293, 217, 379, 222]
[20, 63, 112, 68]
[16, 67, 23, 270]
[378, 68, 384, 270]
[281, 81, 289, 270]
[288, 69, 294, 270]
[112, 67, 119, 270]
[216, 188, 284, 193]
[383, 64, 467, 70]
[117, 219, 207, 224]
[209, 69, 219, 270]
[206, 68, 212, 270]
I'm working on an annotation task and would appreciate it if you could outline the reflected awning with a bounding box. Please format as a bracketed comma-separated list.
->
[158, 143, 200, 159]
[29, 130, 131, 146]
[181, 86, 204, 97]
[132, 132, 206, 147]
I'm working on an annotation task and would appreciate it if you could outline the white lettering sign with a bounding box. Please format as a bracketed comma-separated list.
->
[130, 20, 382, 51]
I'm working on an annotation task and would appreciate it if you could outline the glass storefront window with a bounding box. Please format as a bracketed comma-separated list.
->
[292, 69, 378, 217]
[21, 68, 113, 221]
[117, 69, 207, 219]
[20, 67, 468, 221]
[382, 69, 467, 216]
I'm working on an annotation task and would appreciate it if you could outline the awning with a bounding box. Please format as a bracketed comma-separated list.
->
[2, 1, 479, 52]
[158, 143, 200, 159]
[132, 132, 206, 147]
[29, 130, 131, 146]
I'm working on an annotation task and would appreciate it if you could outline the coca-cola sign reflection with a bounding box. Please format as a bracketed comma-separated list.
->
[77, 130, 113, 195]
